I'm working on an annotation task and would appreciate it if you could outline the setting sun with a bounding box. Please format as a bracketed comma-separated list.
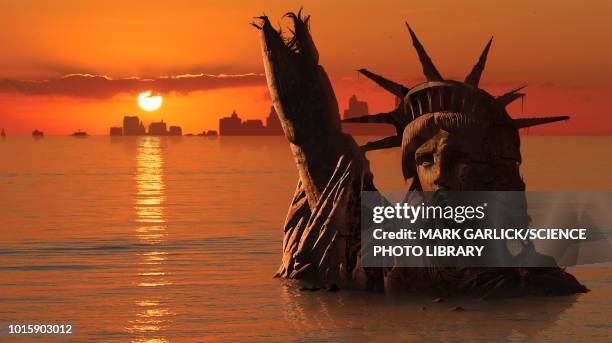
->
[138, 91, 163, 111]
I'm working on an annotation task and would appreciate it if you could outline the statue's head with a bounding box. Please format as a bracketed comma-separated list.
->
[401, 81, 523, 192]
[344, 24, 568, 191]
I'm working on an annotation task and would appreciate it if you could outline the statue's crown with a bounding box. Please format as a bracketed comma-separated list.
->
[344, 23, 569, 152]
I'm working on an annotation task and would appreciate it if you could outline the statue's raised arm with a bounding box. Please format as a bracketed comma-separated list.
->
[253, 12, 369, 208]
[253, 12, 379, 289]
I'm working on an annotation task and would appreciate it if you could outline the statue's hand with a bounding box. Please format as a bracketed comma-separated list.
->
[253, 11, 342, 145]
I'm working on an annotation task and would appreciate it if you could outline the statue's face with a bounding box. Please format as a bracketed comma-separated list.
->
[415, 130, 489, 191]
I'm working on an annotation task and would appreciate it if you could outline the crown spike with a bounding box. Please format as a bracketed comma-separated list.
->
[465, 36, 493, 87]
[361, 135, 402, 152]
[405, 22, 443, 81]
[499, 93, 525, 107]
[497, 84, 527, 107]
[513, 116, 569, 129]
[357, 68, 410, 97]
[342, 109, 404, 135]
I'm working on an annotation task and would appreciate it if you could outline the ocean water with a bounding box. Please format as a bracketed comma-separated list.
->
[0, 135, 611, 342]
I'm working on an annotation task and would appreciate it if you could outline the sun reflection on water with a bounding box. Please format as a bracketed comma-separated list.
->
[126, 137, 174, 342]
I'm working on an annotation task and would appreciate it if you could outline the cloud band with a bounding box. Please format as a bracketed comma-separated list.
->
[0, 73, 266, 98]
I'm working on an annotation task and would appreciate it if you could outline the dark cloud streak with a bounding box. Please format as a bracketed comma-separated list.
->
[0, 73, 266, 98]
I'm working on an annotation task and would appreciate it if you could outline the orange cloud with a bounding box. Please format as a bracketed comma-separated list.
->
[0, 73, 266, 99]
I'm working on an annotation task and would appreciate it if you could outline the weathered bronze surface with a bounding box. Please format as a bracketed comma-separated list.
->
[253, 11, 586, 297]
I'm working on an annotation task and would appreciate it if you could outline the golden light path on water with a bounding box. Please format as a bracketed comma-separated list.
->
[128, 136, 173, 343]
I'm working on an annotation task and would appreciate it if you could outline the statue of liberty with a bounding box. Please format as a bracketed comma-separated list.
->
[253, 11, 587, 297]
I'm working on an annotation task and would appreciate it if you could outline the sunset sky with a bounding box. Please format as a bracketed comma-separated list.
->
[0, 0, 610, 135]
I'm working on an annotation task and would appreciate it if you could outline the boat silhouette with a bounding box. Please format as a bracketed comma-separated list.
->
[32, 129, 44, 137]
[71, 129, 88, 137]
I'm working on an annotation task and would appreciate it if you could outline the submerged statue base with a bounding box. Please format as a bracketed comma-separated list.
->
[275, 154, 587, 297]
